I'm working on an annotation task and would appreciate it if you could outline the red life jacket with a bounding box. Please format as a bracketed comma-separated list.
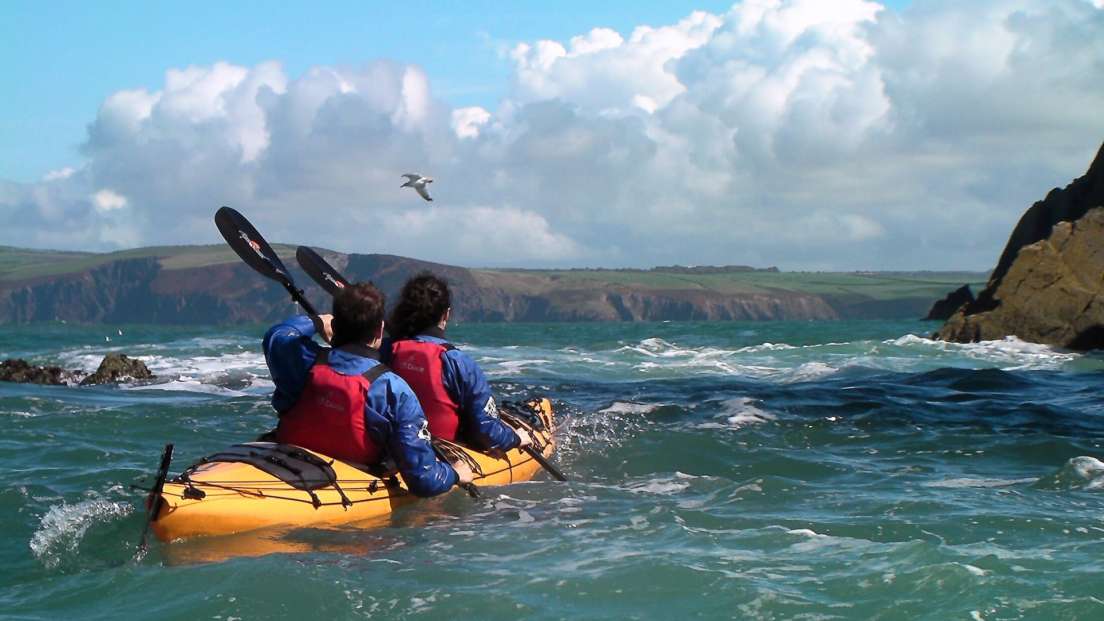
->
[389, 339, 460, 441]
[276, 349, 386, 464]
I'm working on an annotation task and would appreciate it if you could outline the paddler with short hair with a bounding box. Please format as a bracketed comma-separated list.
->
[263, 281, 473, 497]
[384, 272, 532, 454]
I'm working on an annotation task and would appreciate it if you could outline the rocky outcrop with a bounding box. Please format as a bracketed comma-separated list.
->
[924, 285, 974, 321]
[936, 208, 1104, 349]
[936, 139, 1104, 349]
[79, 352, 155, 385]
[0, 359, 83, 386]
[0, 352, 155, 386]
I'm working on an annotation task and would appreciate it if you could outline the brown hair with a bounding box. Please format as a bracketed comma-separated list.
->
[331, 282, 386, 347]
[386, 272, 451, 341]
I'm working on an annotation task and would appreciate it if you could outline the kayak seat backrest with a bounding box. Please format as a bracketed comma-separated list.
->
[202, 443, 340, 492]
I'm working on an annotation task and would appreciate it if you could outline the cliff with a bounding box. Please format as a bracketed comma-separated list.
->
[0, 246, 985, 324]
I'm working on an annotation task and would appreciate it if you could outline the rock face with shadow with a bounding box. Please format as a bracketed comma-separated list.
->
[936, 139, 1104, 350]
[79, 352, 155, 386]
[0, 359, 83, 386]
[925, 285, 974, 321]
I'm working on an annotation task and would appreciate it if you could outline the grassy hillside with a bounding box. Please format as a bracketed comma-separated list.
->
[0, 244, 988, 320]
[0, 244, 300, 282]
[497, 268, 989, 301]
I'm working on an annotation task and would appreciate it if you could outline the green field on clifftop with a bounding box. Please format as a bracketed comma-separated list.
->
[505, 268, 990, 302]
[0, 244, 989, 305]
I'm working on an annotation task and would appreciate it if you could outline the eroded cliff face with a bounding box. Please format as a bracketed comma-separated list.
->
[935, 139, 1104, 350]
[0, 259, 317, 325]
[0, 251, 919, 324]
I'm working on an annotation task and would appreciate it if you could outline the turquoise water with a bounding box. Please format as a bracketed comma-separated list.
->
[3, 320, 1103, 620]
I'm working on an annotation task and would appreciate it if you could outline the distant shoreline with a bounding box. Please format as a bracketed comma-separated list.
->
[0, 245, 990, 325]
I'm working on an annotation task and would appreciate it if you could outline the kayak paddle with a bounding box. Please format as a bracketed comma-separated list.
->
[295, 245, 350, 297]
[213, 211, 481, 499]
[294, 245, 570, 484]
[214, 206, 317, 315]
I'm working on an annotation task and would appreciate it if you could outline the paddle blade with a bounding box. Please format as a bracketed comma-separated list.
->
[215, 206, 292, 286]
[296, 246, 350, 297]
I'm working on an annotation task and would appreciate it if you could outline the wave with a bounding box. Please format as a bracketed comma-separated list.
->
[471, 331, 1094, 383]
[1034, 456, 1104, 491]
[29, 499, 132, 568]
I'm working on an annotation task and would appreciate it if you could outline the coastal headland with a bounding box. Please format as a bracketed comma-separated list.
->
[0, 245, 985, 325]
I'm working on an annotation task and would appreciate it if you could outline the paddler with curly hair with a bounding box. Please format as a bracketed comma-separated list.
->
[262, 281, 473, 498]
[384, 272, 532, 453]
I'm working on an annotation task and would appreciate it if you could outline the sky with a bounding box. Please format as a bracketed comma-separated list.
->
[2, 0, 1103, 271]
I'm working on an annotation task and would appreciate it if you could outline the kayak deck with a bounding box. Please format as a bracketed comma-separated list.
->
[148, 397, 557, 542]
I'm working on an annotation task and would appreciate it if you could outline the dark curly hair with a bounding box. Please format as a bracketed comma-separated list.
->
[387, 272, 451, 341]
[331, 282, 386, 348]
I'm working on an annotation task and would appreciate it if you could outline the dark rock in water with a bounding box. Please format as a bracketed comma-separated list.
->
[936, 207, 1104, 350]
[0, 358, 83, 386]
[936, 138, 1104, 350]
[924, 285, 974, 321]
[79, 353, 155, 386]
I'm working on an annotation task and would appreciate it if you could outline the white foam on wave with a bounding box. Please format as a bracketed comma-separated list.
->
[712, 397, 774, 429]
[599, 402, 663, 416]
[125, 380, 252, 397]
[142, 351, 267, 377]
[888, 334, 1080, 370]
[923, 477, 1037, 489]
[1067, 456, 1104, 489]
[625, 472, 696, 495]
[1039, 456, 1104, 490]
[735, 342, 798, 354]
[30, 499, 132, 565]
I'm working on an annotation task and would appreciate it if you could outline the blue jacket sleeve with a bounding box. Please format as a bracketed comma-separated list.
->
[368, 374, 458, 498]
[262, 315, 321, 414]
[442, 349, 521, 452]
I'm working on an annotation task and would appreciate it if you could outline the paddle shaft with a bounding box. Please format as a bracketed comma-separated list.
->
[523, 445, 569, 482]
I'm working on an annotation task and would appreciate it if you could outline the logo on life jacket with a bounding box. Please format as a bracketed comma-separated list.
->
[315, 389, 348, 413]
[389, 339, 461, 441]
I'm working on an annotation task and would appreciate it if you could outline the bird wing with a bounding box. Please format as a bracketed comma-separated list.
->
[415, 184, 433, 201]
[402, 173, 421, 181]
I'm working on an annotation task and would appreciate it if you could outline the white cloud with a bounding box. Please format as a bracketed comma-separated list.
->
[379, 205, 581, 264]
[43, 167, 75, 181]
[1, 0, 1103, 271]
[92, 189, 127, 211]
[451, 106, 492, 138]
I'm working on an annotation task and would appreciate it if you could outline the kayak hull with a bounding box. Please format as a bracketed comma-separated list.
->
[149, 397, 556, 542]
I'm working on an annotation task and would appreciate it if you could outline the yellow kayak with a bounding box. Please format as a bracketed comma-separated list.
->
[146, 397, 557, 542]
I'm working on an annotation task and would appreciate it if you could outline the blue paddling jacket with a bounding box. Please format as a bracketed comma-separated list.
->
[383, 327, 521, 452]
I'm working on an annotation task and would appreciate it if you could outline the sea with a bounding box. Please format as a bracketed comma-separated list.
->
[2, 319, 1103, 620]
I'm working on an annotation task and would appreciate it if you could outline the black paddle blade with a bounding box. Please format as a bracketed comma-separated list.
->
[137, 443, 174, 555]
[215, 206, 293, 287]
[296, 246, 350, 297]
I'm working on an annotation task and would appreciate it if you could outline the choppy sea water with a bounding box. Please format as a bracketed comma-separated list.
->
[2, 320, 1103, 620]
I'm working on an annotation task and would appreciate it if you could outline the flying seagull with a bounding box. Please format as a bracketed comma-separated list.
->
[401, 174, 434, 201]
